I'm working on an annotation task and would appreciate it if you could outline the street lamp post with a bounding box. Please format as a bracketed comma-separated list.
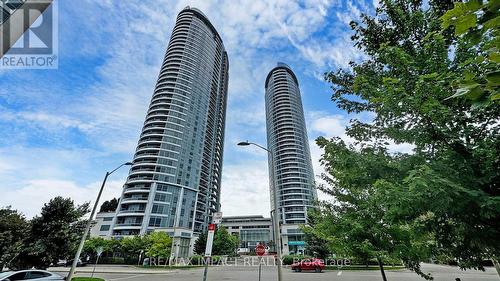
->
[66, 162, 132, 281]
[237, 141, 283, 281]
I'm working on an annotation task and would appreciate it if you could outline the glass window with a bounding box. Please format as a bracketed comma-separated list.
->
[100, 225, 110, 231]
[8, 272, 27, 280]
[103, 217, 113, 221]
[26, 271, 51, 279]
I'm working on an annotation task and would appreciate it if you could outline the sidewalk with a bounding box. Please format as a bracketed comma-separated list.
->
[48, 265, 189, 274]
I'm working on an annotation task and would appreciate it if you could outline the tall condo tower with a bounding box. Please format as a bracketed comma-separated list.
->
[110, 7, 228, 257]
[265, 62, 317, 255]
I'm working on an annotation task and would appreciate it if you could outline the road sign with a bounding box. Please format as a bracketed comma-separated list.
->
[96, 246, 104, 257]
[213, 212, 223, 224]
[256, 244, 266, 256]
[92, 246, 104, 278]
[205, 224, 216, 257]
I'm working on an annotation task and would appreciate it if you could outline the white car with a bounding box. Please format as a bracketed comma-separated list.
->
[0, 270, 64, 281]
[237, 248, 250, 254]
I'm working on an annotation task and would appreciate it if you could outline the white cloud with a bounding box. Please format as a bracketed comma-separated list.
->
[311, 114, 348, 138]
[0, 158, 14, 173]
[220, 160, 271, 217]
[15, 111, 94, 132]
[0, 146, 130, 217]
[0, 179, 124, 218]
[0, 147, 93, 181]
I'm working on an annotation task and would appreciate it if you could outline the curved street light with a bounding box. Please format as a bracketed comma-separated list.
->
[237, 141, 283, 281]
[67, 162, 133, 281]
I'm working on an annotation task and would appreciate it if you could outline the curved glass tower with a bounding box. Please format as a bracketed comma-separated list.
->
[111, 7, 228, 256]
[265, 63, 317, 254]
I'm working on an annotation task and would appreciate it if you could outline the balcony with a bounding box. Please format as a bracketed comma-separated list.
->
[121, 197, 149, 203]
[123, 187, 151, 194]
[117, 209, 146, 216]
[113, 223, 143, 230]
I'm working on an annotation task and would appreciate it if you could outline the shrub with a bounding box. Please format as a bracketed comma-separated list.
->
[211, 255, 222, 264]
[281, 255, 311, 265]
[190, 255, 204, 265]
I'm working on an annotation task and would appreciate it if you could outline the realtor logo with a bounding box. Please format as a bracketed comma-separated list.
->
[1, 0, 58, 69]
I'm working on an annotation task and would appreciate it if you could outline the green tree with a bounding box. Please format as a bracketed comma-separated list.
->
[83, 236, 146, 264]
[11, 197, 90, 269]
[440, 0, 499, 105]
[0, 207, 28, 271]
[99, 198, 118, 213]
[194, 232, 207, 255]
[317, 0, 500, 279]
[314, 141, 435, 279]
[144, 231, 172, 258]
[120, 235, 148, 263]
[213, 226, 238, 256]
[301, 209, 331, 260]
[82, 237, 112, 262]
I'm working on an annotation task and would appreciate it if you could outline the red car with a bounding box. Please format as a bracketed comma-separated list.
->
[291, 258, 325, 273]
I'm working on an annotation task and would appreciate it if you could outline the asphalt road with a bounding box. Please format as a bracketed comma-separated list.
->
[71, 263, 499, 281]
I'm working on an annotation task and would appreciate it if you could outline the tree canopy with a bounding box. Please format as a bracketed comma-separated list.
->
[99, 198, 119, 213]
[440, 0, 499, 104]
[144, 231, 172, 258]
[301, 210, 332, 260]
[0, 207, 28, 271]
[212, 226, 239, 256]
[194, 232, 207, 255]
[10, 197, 89, 270]
[313, 0, 500, 279]
[194, 227, 239, 256]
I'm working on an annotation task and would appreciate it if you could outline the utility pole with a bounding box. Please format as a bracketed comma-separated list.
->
[67, 162, 132, 281]
[237, 141, 283, 281]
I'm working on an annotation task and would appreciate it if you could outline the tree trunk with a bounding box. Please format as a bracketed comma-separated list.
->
[493, 259, 500, 278]
[377, 257, 388, 281]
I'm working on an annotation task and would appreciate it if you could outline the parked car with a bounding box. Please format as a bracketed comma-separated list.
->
[57, 259, 85, 267]
[237, 248, 250, 255]
[0, 270, 64, 280]
[291, 258, 325, 273]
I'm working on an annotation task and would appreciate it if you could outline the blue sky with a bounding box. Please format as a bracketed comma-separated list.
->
[0, 0, 412, 218]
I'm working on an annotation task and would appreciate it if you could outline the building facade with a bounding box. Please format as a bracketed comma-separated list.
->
[265, 62, 317, 255]
[110, 7, 228, 258]
[222, 216, 272, 253]
[90, 212, 116, 238]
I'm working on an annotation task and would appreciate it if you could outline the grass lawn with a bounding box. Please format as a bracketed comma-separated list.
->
[72, 278, 105, 281]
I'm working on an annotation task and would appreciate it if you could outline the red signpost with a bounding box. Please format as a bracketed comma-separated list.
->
[256, 244, 265, 281]
[203, 223, 217, 281]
